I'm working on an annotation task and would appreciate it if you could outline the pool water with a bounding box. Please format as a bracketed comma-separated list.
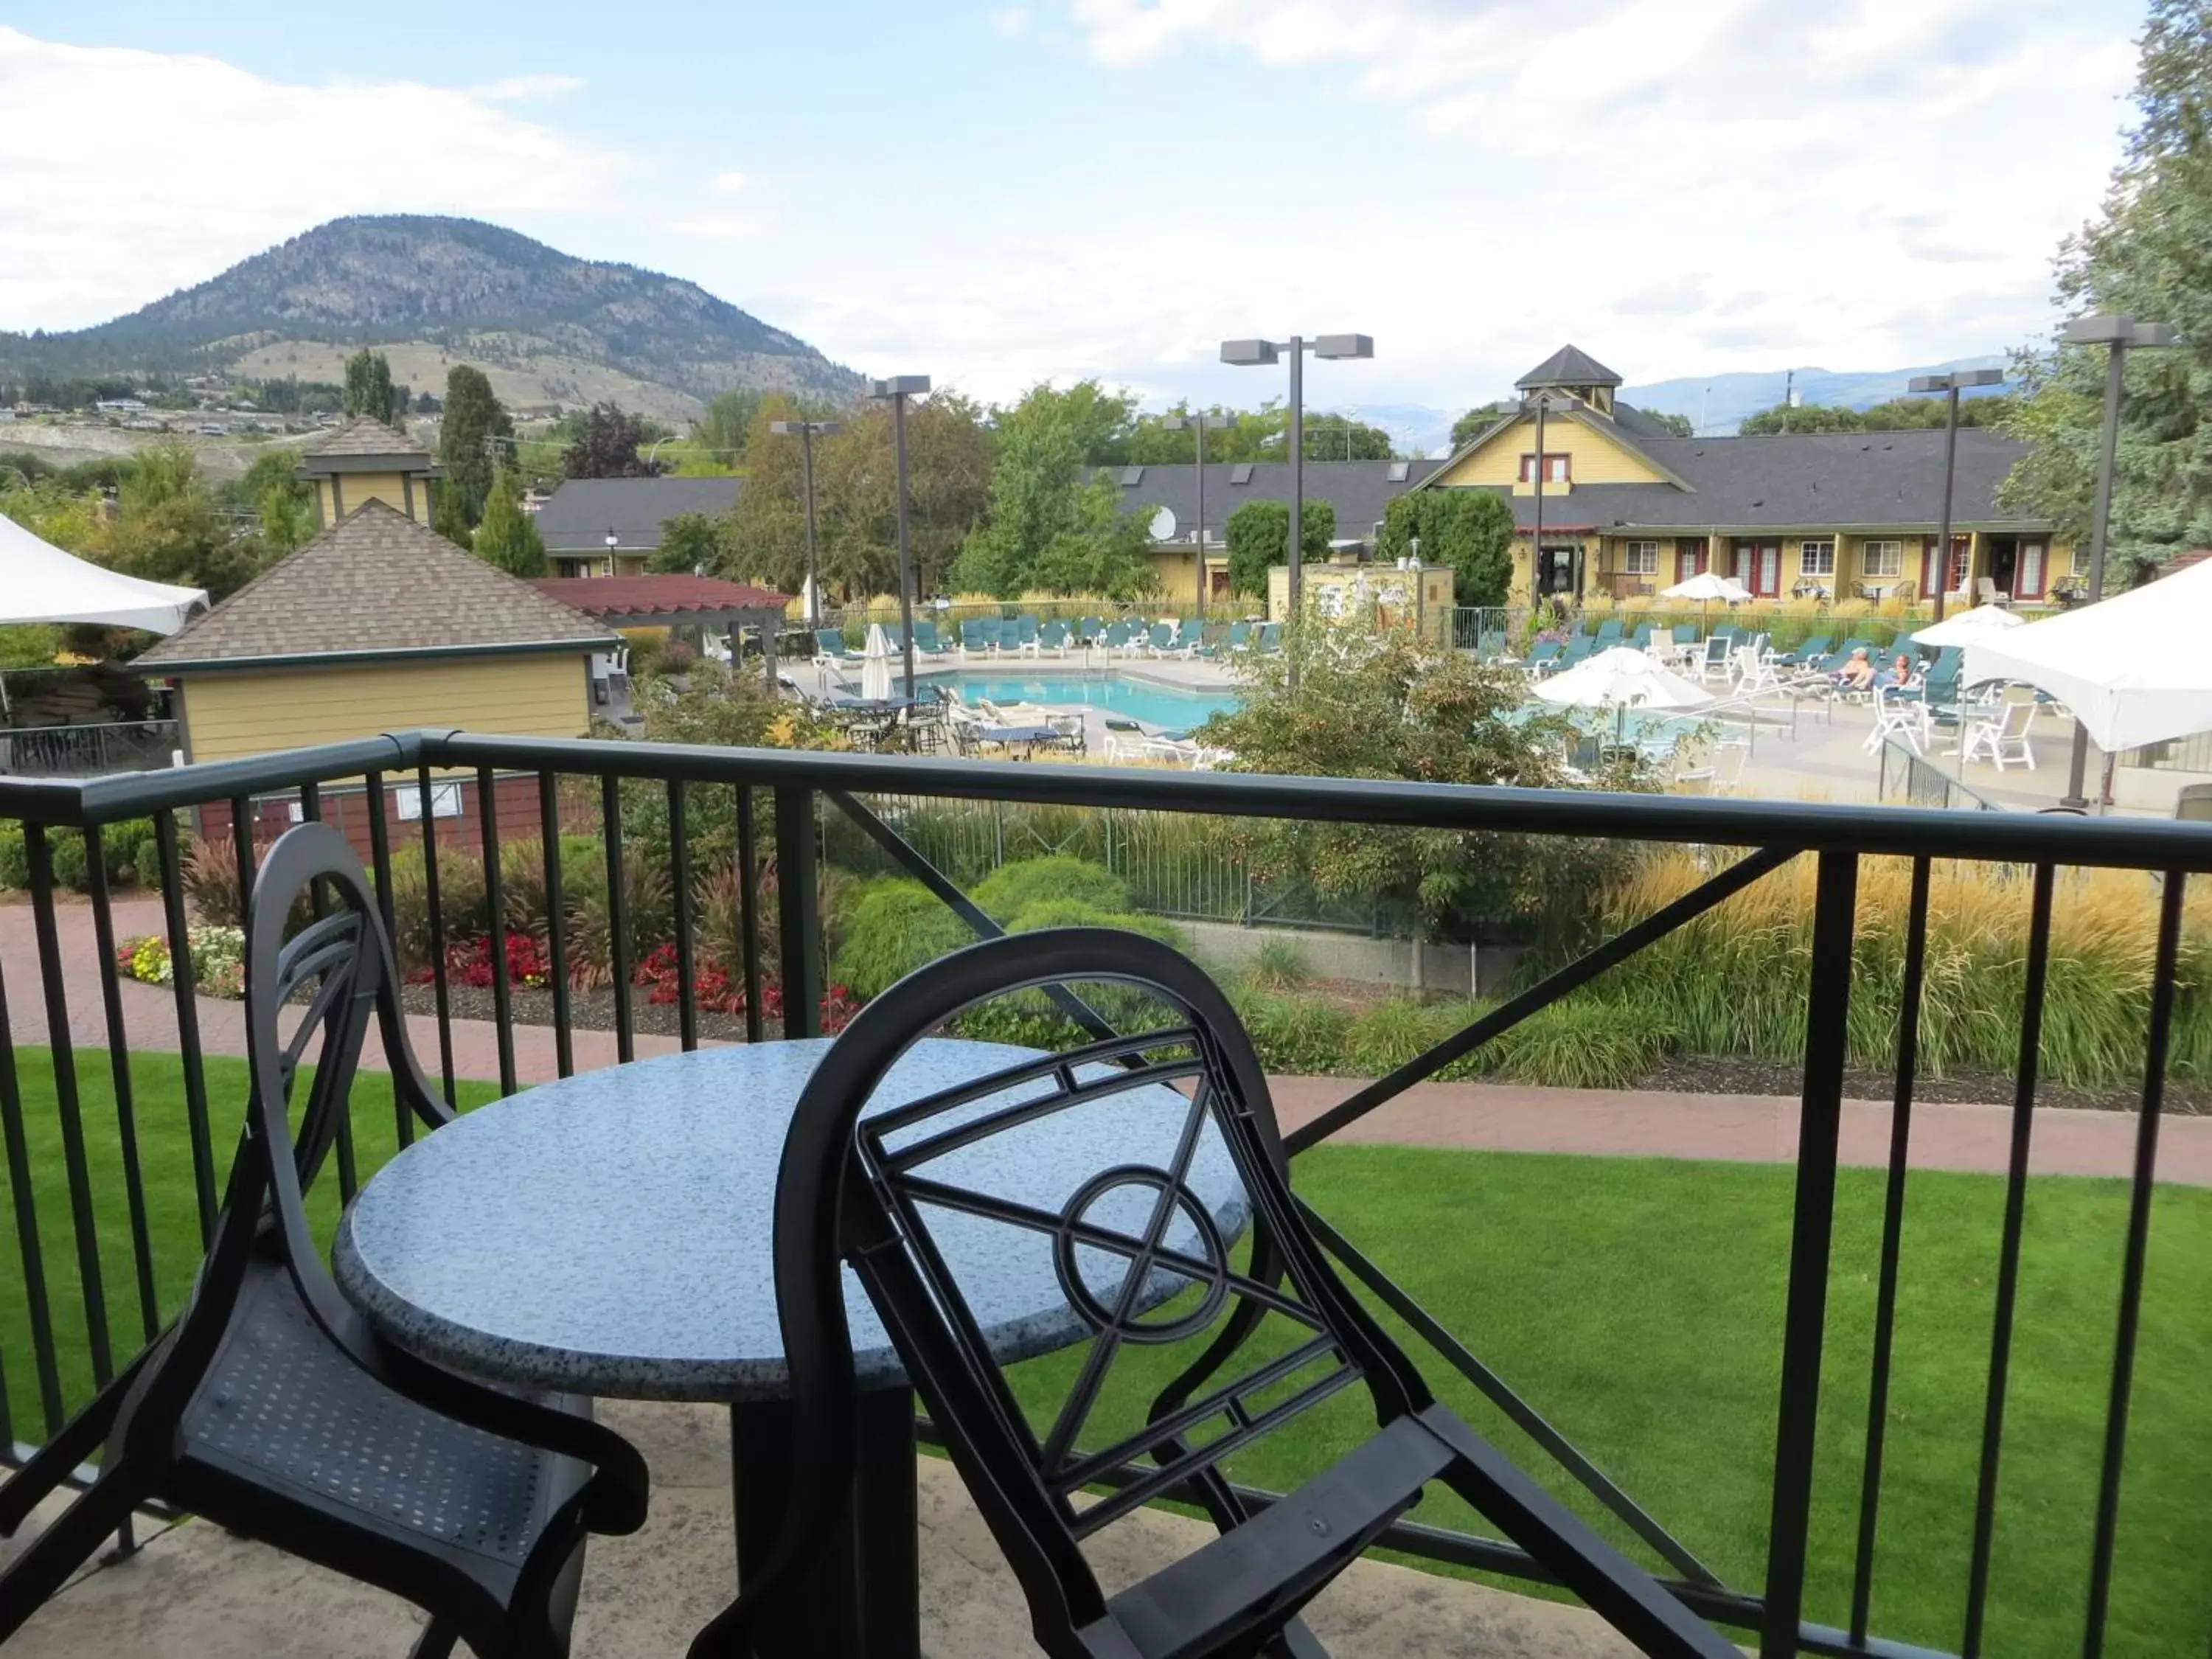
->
[927, 672, 1239, 731]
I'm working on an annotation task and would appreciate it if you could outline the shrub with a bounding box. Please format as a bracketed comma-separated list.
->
[831, 879, 975, 1000]
[383, 846, 489, 975]
[0, 823, 24, 891]
[973, 855, 1133, 922]
[1228, 985, 1354, 1076]
[564, 849, 672, 988]
[48, 830, 88, 893]
[1248, 939, 1310, 990]
[1344, 998, 1489, 1082]
[182, 835, 246, 925]
[134, 834, 164, 895]
[1484, 1001, 1670, 1088]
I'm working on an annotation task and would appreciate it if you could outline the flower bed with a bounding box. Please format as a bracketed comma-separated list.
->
[115, 926, 246, 999]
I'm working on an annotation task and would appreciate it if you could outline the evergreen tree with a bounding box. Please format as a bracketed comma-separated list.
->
[438, 365, 512, 534]
[1999, 0, 2212, 578]
[1377, 490, 1515, 607]
[473, 467, 547, 577]
[1225, 499, 1334, 599]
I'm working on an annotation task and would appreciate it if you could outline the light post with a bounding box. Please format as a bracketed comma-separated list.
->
[1220, 335, 1373, 622]
[603, 528, 618, 577]
[1161, 413, 1238, 618]
[867, 376, 931, 696]
[769, 417, 843, 630]
[2053, 316, 2180, 808]
[1907, 368, 2004, 622]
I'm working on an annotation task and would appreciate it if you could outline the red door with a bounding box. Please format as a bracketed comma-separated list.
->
[1734, 540, 1780, 597]
[2015, 540, 2047, 600]
[1674, 538, 1708, 582]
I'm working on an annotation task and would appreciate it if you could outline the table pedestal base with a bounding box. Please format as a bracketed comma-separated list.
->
[730, 1387, 920, 1658]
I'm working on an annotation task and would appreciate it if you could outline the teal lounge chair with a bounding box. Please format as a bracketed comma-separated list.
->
[912, 619, 951, 658]
[1628, 624, 1654, 651]
[1102, 619, 1139, 653]
[959, 619, 997, 656]
[1200, 621, 1249, 658]
[1038, 619, 1071, 653]
[1477, 630, 1506, 661]
[1076, 614, 1104, 644]
[1559, 635, 1597, 667]
[1146, 622, 1178, 655]
[1251, 622, 1282, 654]
[1784, 635, 1832, 668]
[814, 629, 859, 664]
[1593, 619, 1624, 645]
[1523, 640, 1562, 674]
[1011, 614, 1041, 655]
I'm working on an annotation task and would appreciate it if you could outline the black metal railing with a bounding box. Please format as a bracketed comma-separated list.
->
[0, 729, 2207, 1658]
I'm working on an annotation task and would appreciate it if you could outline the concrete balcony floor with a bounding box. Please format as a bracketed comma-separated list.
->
[3, 1402, 1647, 1658]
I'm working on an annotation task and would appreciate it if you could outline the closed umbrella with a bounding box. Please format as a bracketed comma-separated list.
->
[861, 622, 894, 702]
[1907, 602, 2025, 649]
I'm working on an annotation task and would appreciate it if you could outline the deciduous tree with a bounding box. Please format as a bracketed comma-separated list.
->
[1377, 489, 1515, 607]
[1999, 0, 2212, 578]
[1224, 498, 1333, 599]
[651, 511, 723, 574]
[562, 403, 661, 479]
[950, 383, 1157, 598]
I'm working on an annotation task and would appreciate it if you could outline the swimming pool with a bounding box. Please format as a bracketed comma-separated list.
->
[926, 672, 1240, 731]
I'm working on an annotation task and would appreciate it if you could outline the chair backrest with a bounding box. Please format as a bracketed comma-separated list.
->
[1226, 621, 1250, 647]
[1040, 620, 1069, 646]
[1701, 636, 1731, 664]
[816, 629, 846, 655]
[1149, 622, 1174, 650]
[1078, 615, 1103, 641]
[1796, 635, 1832, 661]
[1594, 619, 1623, 641]
[1255, 622, 1281, 652]
[1527, 640, 1561, 664]
[914, 620, 941, 650]
[1628, 625, 1652, 648]
[1015, 614, 1040, 643]
[747, 928, 1436, 1641]
[133, 824, 451, 1436]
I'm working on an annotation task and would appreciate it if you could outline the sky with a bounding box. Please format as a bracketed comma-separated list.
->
[0, 1, 2146, 412]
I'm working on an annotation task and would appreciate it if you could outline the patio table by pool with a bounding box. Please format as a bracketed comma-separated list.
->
[333, 1037, 1245, 1658]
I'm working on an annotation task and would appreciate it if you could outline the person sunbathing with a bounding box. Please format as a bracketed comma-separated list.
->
[1834, 647, 1875, 691]
[1882, 653, 1915, 689]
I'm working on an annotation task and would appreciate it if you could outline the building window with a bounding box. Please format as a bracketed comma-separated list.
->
[1517, 452, 1571, 484]
[1798, 539, 1836, 576]
[1621, 540, 1659, 574]
[1863, 539, 1904, 577]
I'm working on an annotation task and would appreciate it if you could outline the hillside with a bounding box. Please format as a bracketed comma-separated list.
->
[0, 215, 860, 418]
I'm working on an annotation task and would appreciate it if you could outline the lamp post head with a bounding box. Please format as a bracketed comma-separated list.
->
[1220, 339, 1279, 367]
[2062, 315, 2183, 349]
[867, 376, 932, 399]
[1312, 334, 1375, 361]
[1162, 413, 1242, 431]
[770, 420, 844, 437]
[604, 529, 619, 550]
[1908, 368, 2006, 394]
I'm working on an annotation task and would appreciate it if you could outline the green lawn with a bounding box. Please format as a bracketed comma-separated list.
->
[1, 1047, 2205, 1656]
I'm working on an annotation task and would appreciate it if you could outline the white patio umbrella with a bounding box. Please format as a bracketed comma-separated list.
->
[860, 622, 894, 702]
[0, 513, 206, 634]
[1658, 569, 1753, 637]
[1534, 645, 1714, 742]
[1962, 558, 2212, 753]
[1658, 571, 1753, 604]
[1909, 603, 2025, 649]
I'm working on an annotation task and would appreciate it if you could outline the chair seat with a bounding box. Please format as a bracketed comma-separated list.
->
[180, 1261, 588, 1576]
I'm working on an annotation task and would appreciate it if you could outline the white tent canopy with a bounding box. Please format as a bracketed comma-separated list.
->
[0, 513, 206, 635]
[1962, 559, 2212, 753]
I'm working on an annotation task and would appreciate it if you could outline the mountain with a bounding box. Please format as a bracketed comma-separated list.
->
[1618, 356, 2011, 436]
[0, 215, 860, 419]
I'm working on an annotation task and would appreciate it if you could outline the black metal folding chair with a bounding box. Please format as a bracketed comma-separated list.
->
[0, 822, 647, 1658]
[693, 926, 1737, 1659]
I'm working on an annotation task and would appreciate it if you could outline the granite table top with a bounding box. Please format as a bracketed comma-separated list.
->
[333, 1037, 1245, 1402]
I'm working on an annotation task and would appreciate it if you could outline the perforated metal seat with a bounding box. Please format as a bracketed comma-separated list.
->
[179, 1259, 587, 1579]
[0, 825, 646, 1659]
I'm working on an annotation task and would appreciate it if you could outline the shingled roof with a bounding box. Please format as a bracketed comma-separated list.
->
[299, 416, 432, 460]
[1517, 345, 1622, 390]
[137, 500, 619, 672]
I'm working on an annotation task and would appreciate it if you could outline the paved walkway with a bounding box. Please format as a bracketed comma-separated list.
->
[8, 897, 2208, 1186]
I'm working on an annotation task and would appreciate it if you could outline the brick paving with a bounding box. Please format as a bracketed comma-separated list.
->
[7, 895, 2207, 1186]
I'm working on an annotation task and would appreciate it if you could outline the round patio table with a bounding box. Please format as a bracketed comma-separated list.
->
[333, 1037, 1242, 1659]
[970, 722, 1065, 759]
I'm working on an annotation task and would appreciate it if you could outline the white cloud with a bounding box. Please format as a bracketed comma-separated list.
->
[707, 170, 750, 195]
[995, 0, 2139, 400]
[473, 72, 585, 100]
[991, 7, 1033, 36]
[0, 29, 633, 331]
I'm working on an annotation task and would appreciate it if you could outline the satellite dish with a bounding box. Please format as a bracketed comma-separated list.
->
[1149, 507, 1177, 541]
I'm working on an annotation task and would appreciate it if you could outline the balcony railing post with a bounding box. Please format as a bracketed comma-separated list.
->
[775, 786, 822, 1039]
[1761, 847, 1858, 1659]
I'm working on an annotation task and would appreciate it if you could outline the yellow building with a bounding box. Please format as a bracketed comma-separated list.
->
[136, 439, 618, 770]
[1419, 346, 2071, 609]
